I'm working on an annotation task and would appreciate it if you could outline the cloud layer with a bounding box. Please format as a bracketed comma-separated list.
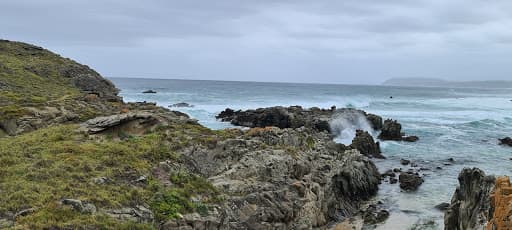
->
[2, 0, 512, 84]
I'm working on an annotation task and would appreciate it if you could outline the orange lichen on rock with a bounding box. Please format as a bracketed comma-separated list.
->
[487, 176, 512, 230]
[246, 126, 276, 136]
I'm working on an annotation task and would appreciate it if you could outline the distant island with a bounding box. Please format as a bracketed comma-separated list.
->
[383, 78, 512, 88]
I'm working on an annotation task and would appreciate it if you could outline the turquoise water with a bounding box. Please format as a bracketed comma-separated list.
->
[111, 78, 512, 229]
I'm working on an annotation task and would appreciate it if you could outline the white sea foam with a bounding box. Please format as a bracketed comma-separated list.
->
[329, 110, 376, 145]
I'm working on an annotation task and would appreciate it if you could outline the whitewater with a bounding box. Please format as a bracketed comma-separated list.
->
[111, 78, 512, 229]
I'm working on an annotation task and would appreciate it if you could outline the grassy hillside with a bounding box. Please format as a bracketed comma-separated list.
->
[0, 122, 234, 229]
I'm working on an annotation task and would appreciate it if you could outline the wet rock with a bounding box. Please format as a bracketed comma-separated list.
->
[399, 172, 424, 191]
[390, 178, 398, 184]
[350, 130, 384, 159]
[400, 159, 410, 165]
[378, 119, 418, 142]
[403, 136, 419, 142]
[378, 119, 403, 141]
[436, 166, 443, 170]
[444, 168, 495, 230]
[393, 168, 402, 173]
[382, 170, 395, 178]
[435, 202, 450, 211]
[411, 162, 418, 167]
[216, 106, 384, 134]
[169, 102, 194, 108]
[363, 205, 390, 225]
[499, 137, 512, 147]
[142, 90, 157, 94]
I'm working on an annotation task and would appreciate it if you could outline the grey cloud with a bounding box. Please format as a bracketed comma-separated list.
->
[1, 0, 512, 84]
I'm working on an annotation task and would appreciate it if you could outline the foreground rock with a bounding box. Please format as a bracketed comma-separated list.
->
[378, 119, 419, 142]
[164, 127, 381, 229]
[499, 137, 512, 147]
[444, 168, 495, 230]
[217, 106, 383, 133]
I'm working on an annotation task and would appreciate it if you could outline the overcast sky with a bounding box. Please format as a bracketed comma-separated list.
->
[1, 0, 512, 84]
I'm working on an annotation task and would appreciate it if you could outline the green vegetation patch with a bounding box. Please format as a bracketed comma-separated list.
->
[0, 122, 228, 228]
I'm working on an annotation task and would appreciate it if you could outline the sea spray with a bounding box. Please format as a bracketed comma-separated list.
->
[329, 110, 376, 145]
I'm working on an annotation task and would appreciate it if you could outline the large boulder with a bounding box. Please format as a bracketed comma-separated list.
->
[398, 172, 424, 191]
[350, 130, 384, 159]
[378, 119, 419, 142]
[444, 168, 495, 230]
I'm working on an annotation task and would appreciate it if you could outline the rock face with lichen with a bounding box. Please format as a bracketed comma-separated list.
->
[444, 168, 495, 230]
[163, 127, 381, 229]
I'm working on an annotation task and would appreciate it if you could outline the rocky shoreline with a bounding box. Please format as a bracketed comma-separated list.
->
[2, 39, 511, 229]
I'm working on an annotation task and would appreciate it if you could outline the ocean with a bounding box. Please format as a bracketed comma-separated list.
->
[111, 77, 512, 229]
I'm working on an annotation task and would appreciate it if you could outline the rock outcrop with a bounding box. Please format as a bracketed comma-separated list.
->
[499, 137, 512, 147]
[398, 172, 424, 191]
[217, 106, 383, 133]
[378, 119, 419, 142]
[350, 130, 384, 159]
[163, 127, 381, 229]
[486, 176, 512, 230]
[444, 168, 495, 230]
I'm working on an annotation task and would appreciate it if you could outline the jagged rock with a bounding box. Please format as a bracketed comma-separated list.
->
[171, 126, 381, 229]
[486, 176, 512, 229]
[378, 119, 418, 142]
[363, 205, 390, 225]
[61, 199, 96, 214]
[399, 172, 424, 191]
[378, 119, 403, 141]
[169, 102, 194, 108]
[444, 168, 495, 230]
[142, 90, 157, 94]
[350, 130, 384, 159]
[216, 106, 383, 134]
[499, 137, 512, 147]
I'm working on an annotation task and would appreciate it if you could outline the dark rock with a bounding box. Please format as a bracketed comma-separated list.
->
[403, 136, 419, 142]
[169, 102, 194, 108]
[444, 168, 495, 230]
[411, 163, 418, 167]
[390, 178, 398, 184]
[363, 205, 390, 225]
[382, 170, 395, 178]
[142, 90, 157, 94]
[393, 168, 402, 173]
[399, 172, 424, 191]
[499, 137, 512, 147]
[216, 106, 384, 134]
[378, 119, 403, 141]
[436, 166, 443, 170]
[400, 159, 410, 165]
[447, 158, 455, 162]
[435, 202, 450, 211]
[350, 130, 384, 159]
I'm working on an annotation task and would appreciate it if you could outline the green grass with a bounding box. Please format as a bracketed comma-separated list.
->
[0, 40, 87, 121]
[0, 122, 227, 229]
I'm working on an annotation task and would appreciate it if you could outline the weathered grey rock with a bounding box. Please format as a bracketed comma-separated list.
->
[444, 168, 495, 230]
[61, 199, 96, 214]
[400, 159, 410, 165]
[13, 208, 37, 219]
[165, 126, 381, 229]
[350, 130, 384, 159]
[103, 205, 154, 223]
[399, 172, 424, 191]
